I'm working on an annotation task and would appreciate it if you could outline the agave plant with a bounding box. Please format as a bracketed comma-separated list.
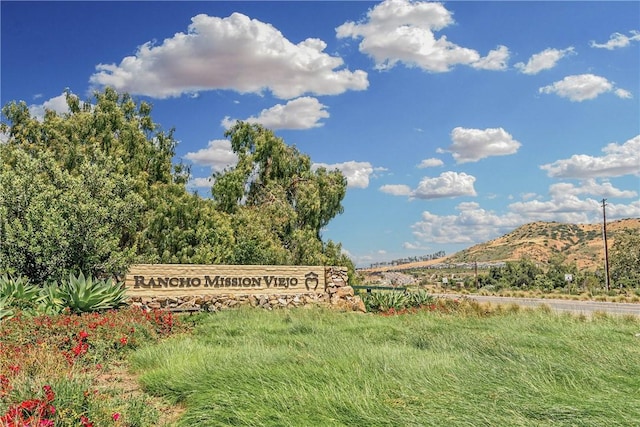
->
[407, 289, 435, 308]
[38, 282, 66, 315]
[0, 296, 15, 320]
[57, 272, 127, 313]
[0, 274, 43, 311]
[362, 291, 409, 312]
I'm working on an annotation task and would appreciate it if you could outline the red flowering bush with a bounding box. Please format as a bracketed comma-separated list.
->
[0, 307, 181, 426]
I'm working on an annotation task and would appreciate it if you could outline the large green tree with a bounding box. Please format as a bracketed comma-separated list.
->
[212, 122, 352, 270]
[1, 90, 355, 282]
[0, 89, 229, 281]
[610, 228, 640, 287]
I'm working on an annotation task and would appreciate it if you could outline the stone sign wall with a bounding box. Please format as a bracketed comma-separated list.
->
[125, 264, 365, 312]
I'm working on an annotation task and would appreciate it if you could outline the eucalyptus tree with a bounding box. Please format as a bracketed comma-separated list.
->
[212, 122, 352, 269]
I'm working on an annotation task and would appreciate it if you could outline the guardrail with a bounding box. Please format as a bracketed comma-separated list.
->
[352, 285, 408, 293]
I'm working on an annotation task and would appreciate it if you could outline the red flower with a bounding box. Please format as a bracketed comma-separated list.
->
[78, 330, 89, 341]
[8, 365, 20, 374]
[119, 336, 128, 346]
[112, 412, 121, 421]
[80, 415, 94, 427]
[43, 385, 55, 403]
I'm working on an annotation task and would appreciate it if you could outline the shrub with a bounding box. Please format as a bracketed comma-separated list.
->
[55, 272, 127, 314]
[406, 289, 435, 307]
[0, 275, 42, 312]
[362, 291, 408, 312]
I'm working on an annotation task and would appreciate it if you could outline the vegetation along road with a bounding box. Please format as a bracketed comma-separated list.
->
[436, 294, 640, 316]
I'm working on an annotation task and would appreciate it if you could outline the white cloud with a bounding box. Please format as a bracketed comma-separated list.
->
[184, 139, 238, 173]
[221, 97, 329, 130]
[614, 88, 633, 99]
[540, 135, 640, 178]
[411, 171, 477, 199]
[189, 177, 214, 189]
[444, 127, 521, 164]
[313, 161, 374, 189]
[380, 184, 412, 196]
[549, 180, 637, 199]
[90, 13, 368, 99]
[336, 0, 505, 73]
[411, 203, 523, 244]
[28, 93, 72, 121]
[590, 30, 640, 50]
[417, 158, 444, 168]
[402, 241, 432, 251]
[472, 45, 510, 71]
[515, 47, 575, 74]
[408, 189, 640, 247]
[539, 74, 630, 102]
[520, 192, 539, 201]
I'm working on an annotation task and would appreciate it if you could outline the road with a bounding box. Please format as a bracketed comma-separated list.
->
[434, 294, 640, 316]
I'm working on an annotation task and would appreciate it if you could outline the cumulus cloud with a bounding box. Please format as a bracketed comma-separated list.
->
[590, 30, 640, 50]
[189, 177, 214, 189]
[336, 0, 507, 72]
[443, 127, 521, 164]
[540, 135, 640, 178]
[515, 47, 575, 74]
[184, 139, 238, 173]
[471, 45, 510, 71]
[28, 93, 72, 121]
[411, 203, 523, 244]
[221, 97, 329, 130]
[614, 88, 633, 99]
[549, 180, 637, 199]
[539, 74, 630, 102]
[417, 158, 444, 168]
[90, 13, 368, 99]
[409, 192, 639, 247]
[313, 161, 374, 189]
[411, 171, 477, 199]
[380, 184, 412, 196]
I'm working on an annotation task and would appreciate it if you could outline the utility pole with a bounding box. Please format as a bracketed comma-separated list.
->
[474, 259, 478, 289]
[601, 198, 611, 291]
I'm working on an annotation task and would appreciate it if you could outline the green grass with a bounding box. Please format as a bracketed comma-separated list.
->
[130, 308, 640, 426]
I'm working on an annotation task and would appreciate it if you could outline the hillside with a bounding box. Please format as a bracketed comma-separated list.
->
[364, 218, 639, 272]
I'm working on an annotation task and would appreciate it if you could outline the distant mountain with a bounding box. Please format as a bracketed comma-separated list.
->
[448, 218, 639, 269]
[363, 218, 639, 272]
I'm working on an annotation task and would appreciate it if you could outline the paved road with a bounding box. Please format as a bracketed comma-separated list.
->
[434, 294, 640, 316]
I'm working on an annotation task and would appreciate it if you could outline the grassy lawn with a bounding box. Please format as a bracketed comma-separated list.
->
[130, 307, 640, 426]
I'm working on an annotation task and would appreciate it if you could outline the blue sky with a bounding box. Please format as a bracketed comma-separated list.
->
[2, 1, 639, 267]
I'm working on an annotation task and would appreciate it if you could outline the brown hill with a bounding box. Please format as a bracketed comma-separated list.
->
[364, 218, 639, 272]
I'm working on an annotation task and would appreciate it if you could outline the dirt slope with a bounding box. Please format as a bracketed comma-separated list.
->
[363, 218, 639, 272]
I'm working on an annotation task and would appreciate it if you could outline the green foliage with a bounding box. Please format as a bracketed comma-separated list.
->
[0, 274, 41, 311]
[0, 146, 144, 282]
[610, 228, 640, 288]
[362, 291, 409, 312]
[406, 288, 435, 307]
[212, 122, 350, 267]
[55, 272, 127, 313]
[138, 184, 235, 264]
[0, 296, 14, 320]
[1, 91, 355, 284]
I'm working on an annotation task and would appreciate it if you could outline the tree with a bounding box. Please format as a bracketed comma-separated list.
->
[0, 88, 197, 281]
[211, 122, 350, 268]
[1, 91, 356, 282]
[0, 145, 144, 282]
[610, 228, 640, 288]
